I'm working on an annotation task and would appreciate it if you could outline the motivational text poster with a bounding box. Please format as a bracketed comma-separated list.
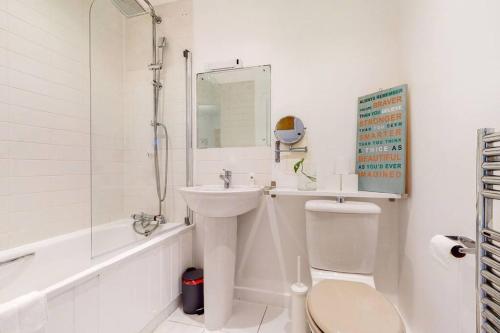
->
[356, 85, 407, 194]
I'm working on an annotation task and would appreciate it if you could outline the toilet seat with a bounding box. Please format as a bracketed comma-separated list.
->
[307, 280, 405, 333]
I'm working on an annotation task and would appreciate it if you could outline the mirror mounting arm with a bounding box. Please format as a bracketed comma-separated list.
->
[274, 141, 308, 163]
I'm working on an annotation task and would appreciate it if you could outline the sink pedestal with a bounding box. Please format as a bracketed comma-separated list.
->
[203, 216, 237, 330]
[178, 185, 263, 331]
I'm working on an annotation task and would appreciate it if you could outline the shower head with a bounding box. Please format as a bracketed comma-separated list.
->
[111, 0, 147, 17]
[111, 0, 162, 23]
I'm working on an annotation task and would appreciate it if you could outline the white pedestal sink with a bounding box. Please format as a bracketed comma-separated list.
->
[179, 185, 263, 330]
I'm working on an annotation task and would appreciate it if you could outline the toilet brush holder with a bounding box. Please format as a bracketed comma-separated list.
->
[290, 256, 309, 333]
[291, 282, 309, 333]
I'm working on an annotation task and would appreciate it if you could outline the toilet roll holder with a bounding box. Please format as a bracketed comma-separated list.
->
[446, 236, 476, 258]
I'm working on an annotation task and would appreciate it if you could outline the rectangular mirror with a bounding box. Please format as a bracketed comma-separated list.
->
[196, 65, 271, 148]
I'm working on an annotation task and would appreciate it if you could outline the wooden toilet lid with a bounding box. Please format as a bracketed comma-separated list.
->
[307, 280, 405, 333]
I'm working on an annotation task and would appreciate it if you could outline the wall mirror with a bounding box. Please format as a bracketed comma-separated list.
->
[274, 116, 306, 144]
[274, 116, 308, 162]
[196, 65, 271, 148]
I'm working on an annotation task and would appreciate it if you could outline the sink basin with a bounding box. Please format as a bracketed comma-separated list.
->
[178, 184, 263, 330]
[179, 185, 263, 218]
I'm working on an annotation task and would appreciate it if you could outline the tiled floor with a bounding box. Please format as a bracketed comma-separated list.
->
[154, 300, 291, 333]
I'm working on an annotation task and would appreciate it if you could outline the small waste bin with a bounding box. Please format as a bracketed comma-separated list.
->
[182, 267, 204, 315]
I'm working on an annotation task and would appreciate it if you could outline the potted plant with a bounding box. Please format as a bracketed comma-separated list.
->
[293, 158, 317, 191]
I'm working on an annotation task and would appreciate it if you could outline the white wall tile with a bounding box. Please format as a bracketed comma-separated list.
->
[0, 0, 92, 249]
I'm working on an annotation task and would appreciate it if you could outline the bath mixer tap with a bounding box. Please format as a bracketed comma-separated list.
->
[131, 212, 166, 227]
[219, 169, 232, 188]
[131, 212, 167, 237]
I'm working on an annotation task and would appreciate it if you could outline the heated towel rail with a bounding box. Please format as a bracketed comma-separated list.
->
[477, 128, 500, 333]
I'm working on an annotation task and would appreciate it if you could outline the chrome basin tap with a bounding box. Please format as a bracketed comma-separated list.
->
[219, 169, 232, 188]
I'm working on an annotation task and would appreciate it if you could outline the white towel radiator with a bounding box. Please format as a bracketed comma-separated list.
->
[476, 128, 500, 332]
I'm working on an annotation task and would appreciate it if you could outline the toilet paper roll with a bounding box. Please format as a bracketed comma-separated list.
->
[430, 235, 464, 268]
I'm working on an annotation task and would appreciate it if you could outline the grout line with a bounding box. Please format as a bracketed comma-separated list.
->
[1, 5, 86, 52]
[1, 100, 89, 122]
[256, 305, 268, 333]
[1, 84, 88, 107]
[0, 61, 86, 93]
[0, 16, 84, 65]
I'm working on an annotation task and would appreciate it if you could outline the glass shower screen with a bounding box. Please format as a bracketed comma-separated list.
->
[89, 0, 184, 257]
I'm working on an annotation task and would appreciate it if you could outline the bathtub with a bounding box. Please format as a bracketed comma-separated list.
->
[0, 221, 193, 333]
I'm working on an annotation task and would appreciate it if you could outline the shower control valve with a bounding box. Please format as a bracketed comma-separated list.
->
[155, 215, 167, 224]
[152, 79, 163, 88]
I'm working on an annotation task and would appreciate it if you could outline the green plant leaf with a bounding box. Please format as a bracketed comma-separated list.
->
[293, 158, 304, 173]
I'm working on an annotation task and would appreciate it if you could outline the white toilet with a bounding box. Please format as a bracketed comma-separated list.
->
[304, 200, 405, 333]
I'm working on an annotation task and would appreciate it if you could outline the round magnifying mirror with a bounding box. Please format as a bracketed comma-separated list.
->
[274, 116, 306, 144]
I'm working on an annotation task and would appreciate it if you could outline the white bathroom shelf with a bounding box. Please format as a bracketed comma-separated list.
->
[268, 188, 404, 200]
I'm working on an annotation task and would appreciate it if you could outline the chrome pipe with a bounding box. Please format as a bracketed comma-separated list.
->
[483, 323, 497, 333]
[481, 271, 500, 290]
[482, 310, 500, 329]
[477, 128, 495, 333]
[483, 132, 500, 143]
[482, 190, 500, 200]
[484, 147, 500, 156]
[481, 243, 500, 257]
[482, 257, 500, 271]
[483, 162, 500, 170]
[481, 284, 500, 303]
[147, 9, 167, 220]
[483, 229, 500, 242]
[142, 0, 162, 23]
[184, 49, 194, 225]
[483, 297, 500, 314]
[482, 176, 500, 185]
[142, 1, 168, 231]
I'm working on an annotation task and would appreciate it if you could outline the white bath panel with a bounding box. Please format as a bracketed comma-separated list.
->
[46, 291, 75, 333]
[74, 277, 100, 333]
[258, 306, 291, 333]
[154, 321, 204, 333]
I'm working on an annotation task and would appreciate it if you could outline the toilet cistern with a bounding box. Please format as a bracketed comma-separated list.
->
[303, 200, 405, 333]
[219, 169, 232, 188]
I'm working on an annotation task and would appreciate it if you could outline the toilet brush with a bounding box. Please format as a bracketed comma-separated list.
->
[290, 256, 309, 333]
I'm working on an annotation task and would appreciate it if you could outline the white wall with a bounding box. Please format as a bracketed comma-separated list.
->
[192, 0, 403, 306]
[397, 0, 500, 332]
[0, 0, 90, 249]
[192, 3, 499, 330]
